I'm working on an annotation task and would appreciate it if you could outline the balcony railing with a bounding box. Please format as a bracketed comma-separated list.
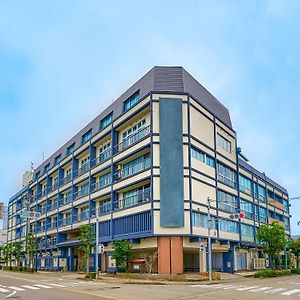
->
[78, 162, 90, 176]
[74, 187, 90, 200]
[99, 201, 111, 215]
[59, 194, 73, 207]
[47, 221, 57, 230]
[114, 188, 150, 210]
[115, 126, 150, 153]
[59, 216, 72, 226]
[92, 148, 112, 167]
[114, 158, 150, 182]
[75, 211, 89, 222]
[61, 174, 72, 185]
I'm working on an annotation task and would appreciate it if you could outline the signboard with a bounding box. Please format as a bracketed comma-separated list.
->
[0, 202, 3, 219]
[21, 210, 41, 219]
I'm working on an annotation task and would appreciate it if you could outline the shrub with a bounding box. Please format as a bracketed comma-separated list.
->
[85, 272, 97, 279]
[255, 269, 291, 278]
[291, 269, 300, 274]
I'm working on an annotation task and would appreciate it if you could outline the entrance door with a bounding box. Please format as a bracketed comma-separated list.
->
[212, 253, 223, 271]
[237, 253, 247, 270]
[184, 253, 199, 272]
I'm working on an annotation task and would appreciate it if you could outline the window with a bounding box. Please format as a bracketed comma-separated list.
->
[258, 185, 266, 202]
[122, 119, 146, 148]
[283, 199, 289, 213]
[98, 141, 111, 162]
[259, 206, 267, 223]
[82, 130, 92, 144]
[217, 133, 231, 153]
[241, 224, 255, 242]
[123, 91, 140, 111]
[67, 143, 75, 155]
[123, 185, 150, 208]
[284, 217, 289, 230]
[98, 172, 112, 188]
[121, 154, 150, 178]
[240, 199, 254, 219]
[219, 219, 239, 233]
[274, 193, 283, 204]
[100, 114, 112, 130]
[44, 163, 50, 173]
[35, 171, 40, 181]
[192, 212, 216, 229]
[191, 146, 215, 168]
[217, 190, 238, 213]
[54, 155, 61, 165]
[239, 175, 252, 196]
[217, 162, 237, 188]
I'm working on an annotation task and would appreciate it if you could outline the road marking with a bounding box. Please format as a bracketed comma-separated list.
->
[209, 284, 227, 289]
[249, 287, 272, 292]
[191, 285, 210, 288]
[236, 286, 259, 291]
[8, 286, 25, 291]
[48, 283, 66, 287]
[281, 289, 300, 295]
[6, 291, 16, 298]
[223, 285, 244, 290]
[21, 285, 40, 290]
[264, 288, 287, 294]
[0, 287, 10, 293]
[34, 284, 53, 289]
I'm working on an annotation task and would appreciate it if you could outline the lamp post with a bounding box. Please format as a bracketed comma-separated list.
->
[207, 197, 213, 283]
[95, 208, 99, 279]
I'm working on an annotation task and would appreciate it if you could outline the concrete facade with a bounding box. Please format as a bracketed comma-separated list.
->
[7, 66, 290, 274]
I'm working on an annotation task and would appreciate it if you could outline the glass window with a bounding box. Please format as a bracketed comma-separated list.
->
[217, 133, 231, 153]
[123, 91, 140, 111]
[192, 212, 216, 229]
[258, 185, 266, 202]
[217, 190, 238, 213]
[191, 146, 215, 168]
[122, 154, 150, 178]
[54, 155, 61, 165]
[219, 219, 239, 233]
[240, 199, 254, 219]
[99, 173, 112, 188]
[67, 143, 75, 155]
[241, 224, 255, 242]
[259, 206, 267, 223]
[100, 114, 112, 130]
[82, 130, 92, 144]
[44, 163, 50, 173]
[239, 175, 252, 196]
[217, 162, 237, 188]
[283, 199, 289, 213]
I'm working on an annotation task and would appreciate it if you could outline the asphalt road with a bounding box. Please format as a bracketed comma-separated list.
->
[1, 271, 300, 300]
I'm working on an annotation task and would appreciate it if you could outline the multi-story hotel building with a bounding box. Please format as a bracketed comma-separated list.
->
[7, 66, 290, 274]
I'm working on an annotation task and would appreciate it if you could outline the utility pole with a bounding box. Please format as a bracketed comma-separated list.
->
[207, 197, 212, 283]
[95, 208, 99, 279]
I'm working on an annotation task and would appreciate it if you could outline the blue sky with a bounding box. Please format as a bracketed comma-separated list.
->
[1, 0, 300, 232]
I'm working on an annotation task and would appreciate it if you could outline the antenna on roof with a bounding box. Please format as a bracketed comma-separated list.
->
[31, 162, 34, 173]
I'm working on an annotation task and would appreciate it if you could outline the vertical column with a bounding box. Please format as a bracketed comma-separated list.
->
[68, 247, 74, 271]
[158, 236, 183, 274]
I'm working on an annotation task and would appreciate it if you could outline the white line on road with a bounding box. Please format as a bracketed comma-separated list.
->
[281, 289, 300, 295]
[33, 284, 53, 289]
[249, 287, 272, 292]
[236, 286, 259, 291]
[264, 288, 287, 294]
[0, 287, 10, 293]
[48, 283, 66, 287]
[6, 291, 16, 298]
[8, 286, 25, 291]
[21, 285, 40, 290]
[223, 285, 244, 290]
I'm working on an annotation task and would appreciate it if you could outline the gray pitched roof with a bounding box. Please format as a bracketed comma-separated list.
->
[30, 66, 233, 179]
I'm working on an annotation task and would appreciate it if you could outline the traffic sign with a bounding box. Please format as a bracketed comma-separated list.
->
[199, 243, 205, 252]
[97, 244, 105, 254]
[230, 213, 245, 219]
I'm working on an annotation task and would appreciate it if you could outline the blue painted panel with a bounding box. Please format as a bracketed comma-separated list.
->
[159, 98, 184, 227]
[223, 243, 235, 273]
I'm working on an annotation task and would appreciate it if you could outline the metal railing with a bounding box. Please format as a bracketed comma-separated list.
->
[92, 148, 112, 167]
[114, 158, 150, 182]
[114, 188, 150, 210]
[115, 126, 150, 153]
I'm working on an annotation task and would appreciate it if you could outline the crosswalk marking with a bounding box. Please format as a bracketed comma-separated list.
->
[8, 286, 25, 291]
[236, 286, 259, 291]
[34, 284, 53, 289]
[209, 284, 227, 289]
[264, 288, 287, 294]
[223, 285, 244, 290]
[21, 285, 40, 290]
[281, 289, 300, 295]
[249, 287, 272, 292]
[0, 287, 10, 293]
[48, 283, 66, 287]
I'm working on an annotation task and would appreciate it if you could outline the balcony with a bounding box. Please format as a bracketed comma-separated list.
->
[99, 201, 111, 215]
[78, 162, 90, 176]
[114, 158, 150, 182]
[61, 174, 72, 185]
[115, 126, 150, 153]
[59, 194, 73, 207]
[74, 187, 90, 200]
[60, 216, 72, 226]
[114, 188, 150, 211]
[92, 148, 111, 167]
[75, 211, 89, 222]
[47, 221, 57, 230]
